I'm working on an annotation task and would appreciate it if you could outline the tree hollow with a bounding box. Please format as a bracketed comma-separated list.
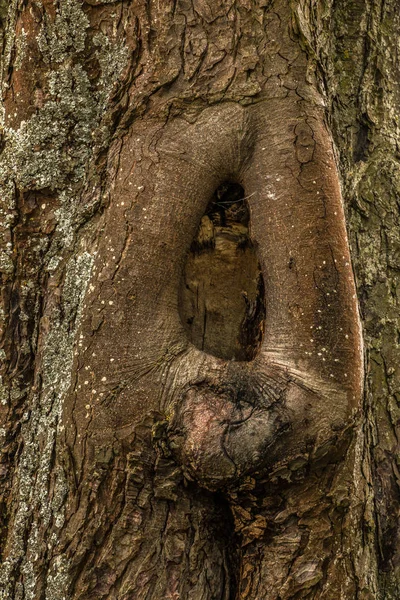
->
[179, 182, 265, 361]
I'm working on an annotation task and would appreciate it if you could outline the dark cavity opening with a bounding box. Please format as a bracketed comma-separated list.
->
[179, 182, 265, 361]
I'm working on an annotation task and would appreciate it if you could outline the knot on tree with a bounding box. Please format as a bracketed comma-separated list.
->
[166, 366, 291, 491]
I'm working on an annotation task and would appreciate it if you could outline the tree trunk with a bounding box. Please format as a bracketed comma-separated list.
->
[0, 1, 399, 599]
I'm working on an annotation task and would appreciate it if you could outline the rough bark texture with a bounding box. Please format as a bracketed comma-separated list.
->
[0, 1, 399, 599]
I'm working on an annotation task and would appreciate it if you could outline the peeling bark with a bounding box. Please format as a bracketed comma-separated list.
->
[0, 1, 399, 599]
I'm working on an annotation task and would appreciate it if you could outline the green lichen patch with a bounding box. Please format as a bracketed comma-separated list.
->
[2, 64, 97, 191]
[1, 0, 129, 193]
[0, 180, 17, 275]
[0, 0, 18, 88]
[350, 154, 400, 287]
[0, 0, 8, 22]
[0, 0, 128, 284]
[13, 27, 27, 71]
[93, 31, 129, 109]
[37, 0, 89, 64]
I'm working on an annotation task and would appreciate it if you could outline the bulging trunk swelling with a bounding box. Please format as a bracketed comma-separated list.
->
[0, 1, 398, 599]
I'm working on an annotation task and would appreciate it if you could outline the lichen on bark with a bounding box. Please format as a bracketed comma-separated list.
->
[0, 0, 129, 597]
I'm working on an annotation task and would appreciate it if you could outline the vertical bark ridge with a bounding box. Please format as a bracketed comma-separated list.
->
[299, 0, 400, 596]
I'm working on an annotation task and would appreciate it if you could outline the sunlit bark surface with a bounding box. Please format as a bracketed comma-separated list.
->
[0, 1, 399, 599]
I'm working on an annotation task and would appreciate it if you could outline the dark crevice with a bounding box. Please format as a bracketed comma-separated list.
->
[179, 182, 266, 361]
[353, 116, 370, 162]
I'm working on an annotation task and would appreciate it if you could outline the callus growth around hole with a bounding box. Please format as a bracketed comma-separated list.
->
[71, 101, 362, 500]
[166, 101, 362, 491]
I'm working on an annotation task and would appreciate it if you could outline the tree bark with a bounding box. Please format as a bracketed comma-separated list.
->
[0, 1, 399, 599]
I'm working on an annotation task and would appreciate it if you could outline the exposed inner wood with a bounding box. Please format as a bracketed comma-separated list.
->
[179, 182, 265, 361]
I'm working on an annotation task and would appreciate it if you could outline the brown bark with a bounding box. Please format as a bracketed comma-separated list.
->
[0, 0, 399, 599]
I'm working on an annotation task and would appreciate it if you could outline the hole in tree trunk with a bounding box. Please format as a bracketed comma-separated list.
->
[179, 182, 265, 361]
